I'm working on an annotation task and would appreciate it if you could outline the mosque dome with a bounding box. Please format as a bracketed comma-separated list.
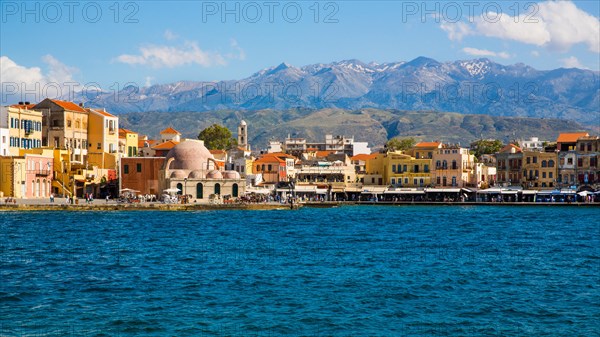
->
[165, 140, 214, 171]
[223, 171, 241, 180]
[206, 170, 223, 179]
[170, 170, 186, 179]
[188, 170, 205, 179]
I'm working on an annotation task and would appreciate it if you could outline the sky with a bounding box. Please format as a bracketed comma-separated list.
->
[1, 0, 599, 103]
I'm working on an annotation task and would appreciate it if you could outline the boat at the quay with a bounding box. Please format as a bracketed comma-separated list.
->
[1, 206, 598, 336]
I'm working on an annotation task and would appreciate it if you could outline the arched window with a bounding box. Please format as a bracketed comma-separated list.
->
[232, 183, 239, 197]
[541, 160, 547, 167]
[451, 160, 457, 170]
[442, 160, 448, 169]
[436, 160, 441, 168]
[548, 160, 555, 167]
[176, 183, 182, 195]
[256, 165, 260, 171]
[196, 183, 203, 199]
[214, 183, 221, 195]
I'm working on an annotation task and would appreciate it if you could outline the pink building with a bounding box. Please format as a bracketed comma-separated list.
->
[23, 154, 54, 198]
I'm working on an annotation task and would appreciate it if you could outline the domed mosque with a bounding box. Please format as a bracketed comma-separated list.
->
[159, 139, 244, 202]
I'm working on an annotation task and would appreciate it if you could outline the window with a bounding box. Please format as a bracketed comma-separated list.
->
[97, 143, 101, 149]
[391, 178, 396, 185]
[413, 179, 417, 185]
[404, 178, 408, 184]
[196, 183, 203, 199]
[451, 160, 457, 170]
[437, 176, 441, 185]
[415, 152, 419, 159]
[214, 183, 221, 195]
[136, 163, 142, 172]
[414, 165, 419, 173]
[442, 160, 447, 169]
[403, 165, 407, 172]
[533, 157, 537, 164]
[578, 158, 583, 167]
[424, 164, 429, 173]
[392, 165, 396, 173]
[436, 160, 441, 168]
[548, 160, 555, 167]
[549, 172, 553, 178]
[123, 165, 129, 174]
[176, 183, 183, 195]
[542, 172, 546, 179]
[267, 164, 272, 171]
[419, 179, 424, 186]
[567, 158, 573, 165]
[67, 120, 72, 127]
[232, 183, 239, 197]
[541, 160, 547, 167]
[527, 157, 531, 164]
[452, 176, 457, 186]
[256, 165, 260, 171]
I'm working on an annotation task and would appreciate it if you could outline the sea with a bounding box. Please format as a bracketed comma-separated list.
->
[1, 206, 599, 336]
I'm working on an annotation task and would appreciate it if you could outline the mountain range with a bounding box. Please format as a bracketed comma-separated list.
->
[86, 57, 599, 127]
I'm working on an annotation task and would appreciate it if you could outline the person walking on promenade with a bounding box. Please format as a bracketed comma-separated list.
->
[50, 193, 54, 203]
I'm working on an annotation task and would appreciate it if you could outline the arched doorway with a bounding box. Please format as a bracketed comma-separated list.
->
[214, 183, 221, 195]
[196, 183, 203, 199]
[232, 183, 238, 197]
[176, 183, 183, 195]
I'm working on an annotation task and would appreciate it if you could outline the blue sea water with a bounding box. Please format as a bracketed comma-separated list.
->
[1, 206, 599, 336]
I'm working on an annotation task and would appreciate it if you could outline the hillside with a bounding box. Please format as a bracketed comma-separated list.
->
[83, 57, 599, 126]
[120, 108, 590, 149]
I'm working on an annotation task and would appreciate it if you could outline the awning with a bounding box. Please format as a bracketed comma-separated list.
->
[521, 190, 538, 195]
[361, 187, 387, 194]
[316, 188, 328, 194]
[384, 189, 425, 195]
[292, 186, 317, 193]
[426, 188, 461, 193]
[501, 190, 518, 194]
[478, 188, 502, 194]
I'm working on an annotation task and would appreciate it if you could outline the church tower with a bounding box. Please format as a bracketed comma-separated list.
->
[237, 120, 248, 150]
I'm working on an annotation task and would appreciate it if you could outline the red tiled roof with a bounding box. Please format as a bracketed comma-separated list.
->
[556, 132, 589, 143]
[10, 104, 37, 110]
[160, 127, 181, 135]
[316, 151, 334, 157]
[415, 141, 442, 148]
[209, 149, 226, 155]
[351, 153, 377, 161]
[499, 144, 522, 153]
[119, 128, 137, 136]
[88, 108, 116, 118]
[152, 140, 179, 150]
[49, 99, 87, 113]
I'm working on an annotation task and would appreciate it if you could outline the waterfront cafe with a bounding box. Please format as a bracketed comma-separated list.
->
[424, 188, 474, 202]
[477, 187, 580, 202]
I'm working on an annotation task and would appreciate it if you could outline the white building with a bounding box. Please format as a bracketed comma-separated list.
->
[519, 137, 544, 151]
[0, 125, 8, 156]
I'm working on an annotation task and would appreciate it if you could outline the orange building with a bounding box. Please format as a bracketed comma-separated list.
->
[252, 153, 297, 185]
[121, 157, 166, 196]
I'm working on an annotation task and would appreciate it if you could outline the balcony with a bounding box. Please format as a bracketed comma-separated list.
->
[35, 170, 51, 176]
[108, 128, 116, 134]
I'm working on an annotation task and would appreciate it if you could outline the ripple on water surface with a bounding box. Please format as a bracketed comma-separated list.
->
[1, 206, 599, 336]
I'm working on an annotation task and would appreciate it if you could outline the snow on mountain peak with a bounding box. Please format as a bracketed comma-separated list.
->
[460, 60, 491, 77]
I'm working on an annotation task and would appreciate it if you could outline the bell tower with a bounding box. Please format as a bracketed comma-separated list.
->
[237, 120, 248, 150]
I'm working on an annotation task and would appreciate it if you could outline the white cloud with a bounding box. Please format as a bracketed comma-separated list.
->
[462, 47, 511, 59]
[0, 55, 78, 103]
[227, 39, 246, 61]
[441, 1, 600, 53]
[561, 56, 585, 69]
[115, 41, 226, 68]
[164, 30, 178, 41]
[531, 50, 540, 57]
[440, 21, 471, 41]
[144, 76, 154, 87]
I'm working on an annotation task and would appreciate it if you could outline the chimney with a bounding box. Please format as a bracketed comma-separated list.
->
[79, 102, 84, 107]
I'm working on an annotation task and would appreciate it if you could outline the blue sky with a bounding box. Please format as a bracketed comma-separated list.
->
[1, 1, 599, 102]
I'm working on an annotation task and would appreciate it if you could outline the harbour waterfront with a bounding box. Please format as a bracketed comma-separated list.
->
[1, 207, 599, 336]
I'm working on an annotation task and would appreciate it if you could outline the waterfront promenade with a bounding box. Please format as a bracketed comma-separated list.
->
[1, 197, 598, 211]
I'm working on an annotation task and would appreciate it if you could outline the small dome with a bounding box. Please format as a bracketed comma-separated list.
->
[223, 171, 241, 180]
[165, 140, 214, 171]
[188, 170, 205, 179]
[170, 170, 186, 179]
[239, 120, 247, 126]
[206, 170, 223, 179]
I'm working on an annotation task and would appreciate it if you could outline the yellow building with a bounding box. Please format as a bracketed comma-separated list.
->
[366, 151, 432, 187]
[119, 128, 139, 157]
[1, 104, 44, 156]
[522, 150, 558, 189]
[431, 145, 475, 187]
[87, 108, 119, 157]
[33, 99, 89, 164]
[0, 156, 25, 198]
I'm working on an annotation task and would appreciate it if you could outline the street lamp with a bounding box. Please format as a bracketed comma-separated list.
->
[183, 177, 187, 204]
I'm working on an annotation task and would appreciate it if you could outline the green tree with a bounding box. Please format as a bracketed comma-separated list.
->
[385, 137, 416, 152]
[470, 139, 503, 158]
[198, 124, 237, 150]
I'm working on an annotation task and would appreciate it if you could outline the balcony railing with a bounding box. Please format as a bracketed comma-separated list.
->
[35, 170, 51, 176]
